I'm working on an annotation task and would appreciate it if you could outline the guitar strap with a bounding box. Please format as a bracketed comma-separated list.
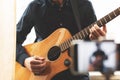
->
[70, 0, 82, 31]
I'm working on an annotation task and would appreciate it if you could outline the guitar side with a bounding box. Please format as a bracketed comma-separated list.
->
[15, 28, 72, 80]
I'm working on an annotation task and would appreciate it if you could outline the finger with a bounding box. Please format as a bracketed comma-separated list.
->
[33, 67, 46, 75]
[30, 60, 40, 65]
[31, 61, 47, 69]
[92, 26, 100, 37]
[101, 25, 107, 33]
[90, 27, 99, 39]
[34, 72, 41, 75]
[89, 34, 96, 40]
[32, 66, 46, 73]
[95, 26, 106, 36]
[34, 56, 45, 61]
[31, 64, 47, 74]
[30, 59, 45, 65]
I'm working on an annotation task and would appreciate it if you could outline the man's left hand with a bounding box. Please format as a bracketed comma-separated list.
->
[89, 24, 107, 40]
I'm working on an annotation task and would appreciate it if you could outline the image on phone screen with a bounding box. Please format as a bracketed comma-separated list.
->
[70, 40, 117, 75]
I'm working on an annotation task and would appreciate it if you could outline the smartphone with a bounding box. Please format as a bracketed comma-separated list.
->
[70, 40, 117, 75]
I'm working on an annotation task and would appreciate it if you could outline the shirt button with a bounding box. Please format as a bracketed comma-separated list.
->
[60, 23, 63, 26]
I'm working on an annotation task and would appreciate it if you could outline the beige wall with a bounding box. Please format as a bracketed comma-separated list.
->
[0, 0, 15, 80]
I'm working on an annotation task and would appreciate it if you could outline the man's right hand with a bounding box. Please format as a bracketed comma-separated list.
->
[24, 56, 47, 75]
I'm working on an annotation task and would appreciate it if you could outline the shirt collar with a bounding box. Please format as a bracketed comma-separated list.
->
[48, 0, 52, 3]
[48, 0, 70, 6]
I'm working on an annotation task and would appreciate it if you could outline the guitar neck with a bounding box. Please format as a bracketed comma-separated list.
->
[59, 7, 120, 52]
[96, 7, 120, 27]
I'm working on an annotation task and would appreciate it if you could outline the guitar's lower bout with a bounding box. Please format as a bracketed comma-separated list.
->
[15, 28, 73, 80]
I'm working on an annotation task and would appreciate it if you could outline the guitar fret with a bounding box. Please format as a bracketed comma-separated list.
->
[63, 42, 67, 50]
[62, 43, 65, 51]
[73, 35, 76, 40]
[105, 15, 111, 23]
[60, 45, 63, 51]
[79, 33, 83, 39]
[72, 36, 74, 40]
[86, 25, 91, 34]
[110, 12, 116, 19]
[103, 17, 107, 23]
[74, 35, 77, 40]
[86, 27, 90, 35]
[75, 35, 78, 39]
[75, 34, 79, 39]
[67, 40, 71, 47]
[64, 42, 67, 50]
[83, 29, 89, 39]
[115, 8, 120, 15]
[69, 38, 73, 44]
[76, 34, 79, 39]
[70, 37, 74, 42]
[118, 7, 120, 11]
[91, 23, 95, 28]
[100, 18, 106, 25]
[62, 43, 66, 51]
[108, 14, 112, 20]
[86, 27, 90, 34]
[81, 31, 85, 38]
[88, 25, 92, 29]
[99, 20, 103, 26]
[66, 42, 69, 49]
[113, 11, 117, 16]
[76, 36, 79, 39]
[84, 29, 88, 36]
[66, 40, 70, 49]
[60, 44, 64, 51]
[80, 33, 83, 39]
[68, 40, 72, 47]
[79, 32, 83, 39]
[65, 41, 69, 50]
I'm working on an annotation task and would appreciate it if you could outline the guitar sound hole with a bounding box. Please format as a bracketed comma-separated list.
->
[48, 46, 61, 61]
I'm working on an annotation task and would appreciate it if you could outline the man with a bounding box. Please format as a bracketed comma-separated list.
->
[16, 0, 106, 80]
[88, 49, 108, 72]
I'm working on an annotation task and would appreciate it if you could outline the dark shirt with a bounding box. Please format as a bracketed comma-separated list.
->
[16, 0, 97, 80]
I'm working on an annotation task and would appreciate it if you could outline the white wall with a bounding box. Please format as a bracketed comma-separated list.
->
[0, 0, 15, 80]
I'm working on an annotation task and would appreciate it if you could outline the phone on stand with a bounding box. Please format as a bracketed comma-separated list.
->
[70, 40, 117, 76]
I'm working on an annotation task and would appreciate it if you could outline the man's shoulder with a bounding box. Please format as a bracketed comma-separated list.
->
[27, 0, 47, 9]
[30, 0, 46, 5]
[78, 0, 92, 6]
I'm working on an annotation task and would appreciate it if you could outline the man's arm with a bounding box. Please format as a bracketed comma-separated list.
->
[89, 25, 106, 40]
[16, 0, 47, 75]
[16, 1, 35, 66]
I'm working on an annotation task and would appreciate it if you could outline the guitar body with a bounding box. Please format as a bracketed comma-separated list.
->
[15, 28, 72, 80]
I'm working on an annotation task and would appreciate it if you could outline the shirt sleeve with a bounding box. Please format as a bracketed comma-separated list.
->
[78, 0, 97, 40]
[79, 0, 97, 26]
[16, 0, 46, 66]
[16, 1, 35, 66]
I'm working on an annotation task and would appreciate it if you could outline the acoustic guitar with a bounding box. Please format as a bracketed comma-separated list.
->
[15, 7, 120, 80]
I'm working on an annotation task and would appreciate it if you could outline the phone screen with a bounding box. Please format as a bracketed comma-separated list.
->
[70, 40, 117, 75]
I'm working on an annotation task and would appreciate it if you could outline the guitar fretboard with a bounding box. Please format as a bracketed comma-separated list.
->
[59, 7, 120, 52]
